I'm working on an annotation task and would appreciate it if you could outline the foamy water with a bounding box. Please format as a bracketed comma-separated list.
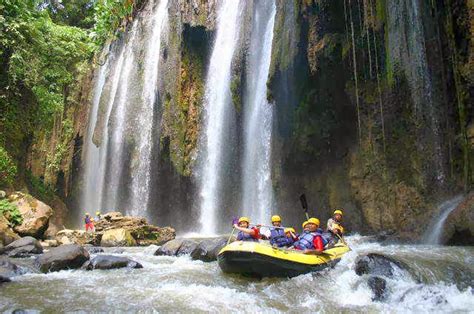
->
[1, 236, 472, 313]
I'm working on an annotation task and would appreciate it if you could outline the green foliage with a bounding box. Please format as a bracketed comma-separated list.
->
[26, 170, 56, 203]
[40, 0, 95, 28]
[0, 199, 23, 226]
[0, 146, 17, 187]
[91, 0, 138, 49]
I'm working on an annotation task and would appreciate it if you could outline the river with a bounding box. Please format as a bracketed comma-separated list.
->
[1, 235, 473, 313]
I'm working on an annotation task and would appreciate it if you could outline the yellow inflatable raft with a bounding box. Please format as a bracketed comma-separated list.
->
[218, 241, 350, 278]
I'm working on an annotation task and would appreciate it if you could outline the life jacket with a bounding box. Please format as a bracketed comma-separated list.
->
[269, 227, 286, 246]
[294, 229, 328, 250]
[84, 217, 91, 224]
[237, 231, 258, 242]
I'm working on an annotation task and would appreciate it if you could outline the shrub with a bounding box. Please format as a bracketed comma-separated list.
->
[0, 146, 17, 187]
[0, 199, 23, 226]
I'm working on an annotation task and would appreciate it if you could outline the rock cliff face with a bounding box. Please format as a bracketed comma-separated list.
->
[13, 0, 472, 240]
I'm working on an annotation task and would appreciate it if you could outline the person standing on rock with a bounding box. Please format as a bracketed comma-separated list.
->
[234, 217, 260, 242]
[84, 213, 94, 232]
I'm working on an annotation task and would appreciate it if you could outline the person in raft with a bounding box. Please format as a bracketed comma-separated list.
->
[283, 227, 298, 247]
[269, 215, 288, 247]
[293, 218, 328, 253]
[327, 209, 344, 235]
[84, 213, 94, 232]
[234, 217, 260, 241]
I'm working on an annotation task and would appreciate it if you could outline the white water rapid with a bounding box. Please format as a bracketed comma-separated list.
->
[242, 1, 276, 224]
[198, 0, 243, 233]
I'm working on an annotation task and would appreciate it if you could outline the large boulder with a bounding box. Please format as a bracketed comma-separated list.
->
[82, 255, 143, 270]
[94, 212, 175, 246]
[56, 229, 101, 246]
[176, 239, 199, 256]
[0, 236, 43, 258]
[368, 276, 387, 301]
[443, 193, 474, 245]
[154, 239, 184, 256]
[44, 196, 69, 239]
[190, 237, 228, 262]
[0, 215, 20, 246]
[35, 244, 90, 273]
[9, 192, 53, 238]
[100, 228, 136, 247]
[355, 253, 410, 278]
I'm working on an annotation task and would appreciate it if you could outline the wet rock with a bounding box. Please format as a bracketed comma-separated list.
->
[101, 228, 137, 247]
[56, 229, 101, 246]
[9, 192, 53, 238]
[154, 239, 184, 256]
[0, 215, 20, 246]
[176, 239, 199, 256]
[44, 197, 69, 239]
[1, 236, 43, 258]
[87, 247, 104, 254]
[0, 257, 28, 278]
[355, 253, 409, 278]
[368, 276, 387, 301]
[35, 244, 90, 273]
[0, 275, 11, 283]
[191, 237, 228, 262]
[82, 255, 143, 270]
[443, 192, 474, 245]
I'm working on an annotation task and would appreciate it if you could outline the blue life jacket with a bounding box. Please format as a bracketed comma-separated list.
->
[237, 231, 258, 242]
[269, 227, 286, 246]
[294, 229, 328, 250]
[84, 217, 91, 224]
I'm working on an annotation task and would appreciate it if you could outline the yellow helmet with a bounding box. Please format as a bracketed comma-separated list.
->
[238, 217, 250, 224]
[334, 209, 343, 216]
[96, 211, 101, 215]
[307, 217, 320, 226]
[271, 215, 281, 223]
[302, 221, 309, 228]
[284, 227, 296, 233]
[85, 213, 90, 216]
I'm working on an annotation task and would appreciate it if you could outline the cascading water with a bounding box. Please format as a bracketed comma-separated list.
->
[80, 45, 111, 216]
[81, 0, 169, 218]
[198, 0, 243, 233]
[423, 195, 464, 245]
[242, 1, 276, 224]
[129, 0, 169, 216]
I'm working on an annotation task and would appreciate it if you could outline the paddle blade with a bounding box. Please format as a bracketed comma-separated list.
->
[299, 194, 308, 210]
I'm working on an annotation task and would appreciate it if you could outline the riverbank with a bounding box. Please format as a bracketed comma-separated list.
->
[1, 235, 472, 312]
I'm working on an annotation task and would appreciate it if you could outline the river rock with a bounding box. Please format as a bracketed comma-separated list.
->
[368, 276, 387, 301]
[0, 275, 10, 283]
[176, 239, 199, 256]
[56, 229, 101, 246]
[0, 190, 6, 199]
[442, 192, 474, 245]
[94, 212, 175, 246]
[101, 228, 136, 247]
[35, 244, 90, 273]
[86, 247, 104, 254]
[355, 253, 409, 278]
[0, 257, 28, 278]
[9, 192, 53, 238]
[154, 239, 184, 256]
[44, 197, 69, 239]
[82, 255, 143, 270]
[0, 236, 43, 258]
[40, 239, 59, 248]
[191, 237, 228, 262]
[0, 214, 20, 246]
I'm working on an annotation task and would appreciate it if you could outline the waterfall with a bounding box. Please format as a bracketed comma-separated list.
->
[242, 1, 276, 224]
[198, 0, 243, 233]
[130, 0, 169, 216]
[80, 45, 111, 217]
[423, 195, 464, 244]
[81, 0, 169, 218]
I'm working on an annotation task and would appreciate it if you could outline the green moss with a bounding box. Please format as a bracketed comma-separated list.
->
[0, 146, 17, 188]
[230, 75, 242, 113]
[0, 199, 23, 226]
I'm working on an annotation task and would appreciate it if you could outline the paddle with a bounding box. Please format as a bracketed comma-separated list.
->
[299, 193, 310, 220]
